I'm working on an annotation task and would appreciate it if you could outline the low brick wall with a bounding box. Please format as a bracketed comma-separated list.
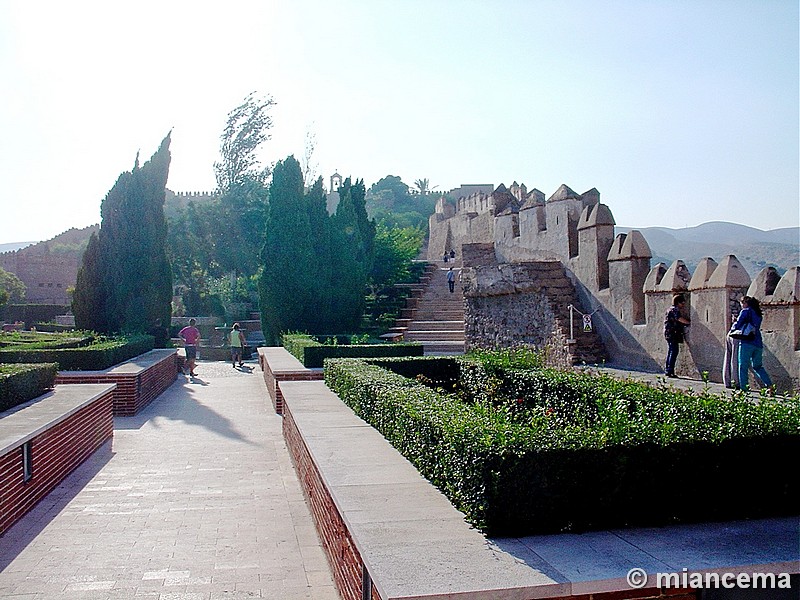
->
[258, 347, 323, 414]
[0, 384, 115, 535]
[55, 349, 178, 416]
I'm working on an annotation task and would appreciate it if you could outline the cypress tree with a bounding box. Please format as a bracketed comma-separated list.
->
[72, 232, 107, 332]
[258, 156, 314, 344]
[330, 178, 370, 330]
[304, 177, 334, 332]
[73, 134, 173, 346]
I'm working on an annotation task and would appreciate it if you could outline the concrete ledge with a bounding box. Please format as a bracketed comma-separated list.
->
[281, 379, 799, 600]
[56, 348, 179, 416]
[0, 383, 115, 534]
[257, 347, 323, 414]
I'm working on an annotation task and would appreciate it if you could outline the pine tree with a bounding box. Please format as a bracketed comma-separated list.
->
[73, 134, 173, 346]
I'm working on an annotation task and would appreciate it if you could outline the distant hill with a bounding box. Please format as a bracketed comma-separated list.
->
[617, 222, 799, 277]
[0, 241, 36, 253]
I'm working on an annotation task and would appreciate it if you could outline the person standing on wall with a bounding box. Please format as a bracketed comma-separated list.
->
[229, 323, 246, 368]
[731, 296, 773, 392]
[179, 318, 201, 378]
[663, 293, 690, 378]
[447, 267, 456, 293]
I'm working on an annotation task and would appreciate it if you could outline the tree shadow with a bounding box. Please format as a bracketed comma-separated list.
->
[114, 380, 257, 446]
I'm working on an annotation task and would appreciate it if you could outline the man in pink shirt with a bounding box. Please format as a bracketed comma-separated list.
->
[179, 318, 201, 377]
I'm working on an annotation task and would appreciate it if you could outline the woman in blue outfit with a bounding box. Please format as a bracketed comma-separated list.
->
[731, 296, 772, 391]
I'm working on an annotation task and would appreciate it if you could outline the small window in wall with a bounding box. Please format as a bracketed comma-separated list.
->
[706, 308, 710, 322]
[22, 441, 32, 483]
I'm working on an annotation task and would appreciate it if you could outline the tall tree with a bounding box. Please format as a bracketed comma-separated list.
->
[209, 92, 274, 276]
[73, 134, 173, 346]
[214, 92, 275, 191]
[329, 178, 375, 331]
[258, 156, 314, 344]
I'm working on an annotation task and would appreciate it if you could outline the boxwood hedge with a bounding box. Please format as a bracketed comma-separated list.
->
[325, 354, 800, 536]
[282, 333, 423, 368]
[0, 334, 155, 371]
[0, 363, 58, 412]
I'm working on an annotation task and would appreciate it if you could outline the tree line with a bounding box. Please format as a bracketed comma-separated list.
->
[70, 93, 431, 346]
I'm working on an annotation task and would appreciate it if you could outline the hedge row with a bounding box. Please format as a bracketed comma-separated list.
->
[282, 333, 424, 368]
[0, 335, 155, 371]
[0, 331, 93, 350]
[0, 363, 58, 412]
[325, 355, 800, 536]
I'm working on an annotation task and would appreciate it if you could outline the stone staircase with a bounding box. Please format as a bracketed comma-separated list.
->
[538, 262, 607, 365]
[388, 261, 465, 355]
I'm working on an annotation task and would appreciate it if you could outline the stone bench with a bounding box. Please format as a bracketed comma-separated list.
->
[55, 348, 179, 416]
[280, 379, 799, 600]
[257, 347, 323, 414]
[0, 383, 115, 535]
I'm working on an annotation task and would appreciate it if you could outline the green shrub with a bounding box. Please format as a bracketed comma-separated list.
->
[325, 355, 800, 536]
[281, 333, 424, 368]
[0, 363, 58, 412]
[0, 334, 154, 371]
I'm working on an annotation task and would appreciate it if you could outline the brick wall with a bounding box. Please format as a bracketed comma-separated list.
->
[260, 355, 323, 414]
[0, 388, 114, 535]
[56, 351, 178, 416]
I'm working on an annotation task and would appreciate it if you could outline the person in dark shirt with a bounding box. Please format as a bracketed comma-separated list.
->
[663, 294, 690, 377]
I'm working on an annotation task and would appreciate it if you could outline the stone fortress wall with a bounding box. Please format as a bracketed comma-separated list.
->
[429, 183, 799, 391]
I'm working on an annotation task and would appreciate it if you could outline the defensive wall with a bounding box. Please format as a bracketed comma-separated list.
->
[429, 183, 800, 391]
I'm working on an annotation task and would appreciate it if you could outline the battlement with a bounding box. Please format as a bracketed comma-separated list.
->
[431, 183, 799, 391]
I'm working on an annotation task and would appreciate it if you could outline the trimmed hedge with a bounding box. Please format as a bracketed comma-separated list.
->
[0, 331, 93, 350]
[0, 334, 155, 371]
[282, 333, 424, 368]
[0, 363, 58, 412]
[325, 355, 800, 536]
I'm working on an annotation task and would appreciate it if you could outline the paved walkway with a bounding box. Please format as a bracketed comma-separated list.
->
[0, 360, 339, 600]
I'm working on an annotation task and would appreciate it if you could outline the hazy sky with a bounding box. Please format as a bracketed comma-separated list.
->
[0, 0, 797, 244]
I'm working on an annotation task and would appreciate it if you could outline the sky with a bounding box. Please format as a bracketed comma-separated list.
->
[0, 0, 797, 244]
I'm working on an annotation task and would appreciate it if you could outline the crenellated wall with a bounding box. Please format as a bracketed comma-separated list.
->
[430, 184, 800, 391]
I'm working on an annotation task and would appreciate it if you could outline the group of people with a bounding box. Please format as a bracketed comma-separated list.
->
[178, 319, 247, 377]
[664, 293, 772, 392]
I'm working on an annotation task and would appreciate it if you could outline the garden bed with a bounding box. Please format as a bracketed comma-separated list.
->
[324, 351, 800, 536]
[0, 332, 154, 371]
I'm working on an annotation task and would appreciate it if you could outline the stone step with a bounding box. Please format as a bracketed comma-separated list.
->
[405, 330, 465, 342]
[422, 340, 466, 354]
[404, 320, 464, 331]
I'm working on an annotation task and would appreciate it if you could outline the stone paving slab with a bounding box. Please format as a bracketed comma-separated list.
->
[0, 359, 339, 600]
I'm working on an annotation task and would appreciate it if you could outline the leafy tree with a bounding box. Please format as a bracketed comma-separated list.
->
[258, 156, 314, 344]
[370, 222, 425, 288]
[0, 267, 26, 306]
[214, 92, 275, 191]
[167, 93, 273, 314]
[73, 134, 173, 346]
[365, 174, 437, 229]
